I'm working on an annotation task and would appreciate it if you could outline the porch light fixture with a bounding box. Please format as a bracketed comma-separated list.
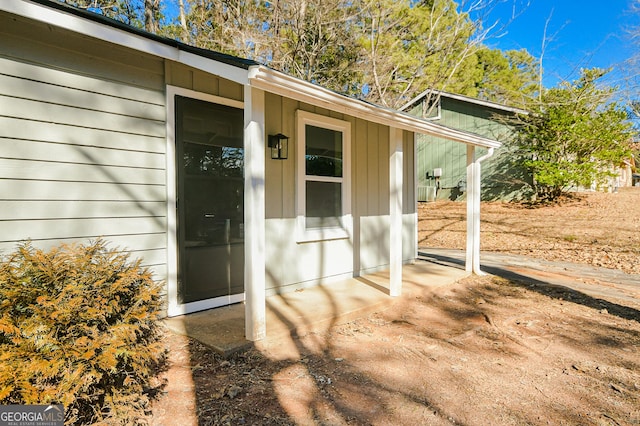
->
[268, 133, 289, 160]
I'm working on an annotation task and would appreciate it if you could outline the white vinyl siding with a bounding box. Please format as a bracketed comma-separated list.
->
[0, 54, 166, 274]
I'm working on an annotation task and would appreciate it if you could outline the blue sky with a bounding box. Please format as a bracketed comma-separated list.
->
[477, 0, 639, 88]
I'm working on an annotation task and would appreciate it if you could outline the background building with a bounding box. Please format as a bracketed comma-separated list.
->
[405, 91, 532, 202]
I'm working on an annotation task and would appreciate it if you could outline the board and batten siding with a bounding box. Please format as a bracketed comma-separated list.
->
[264, 93, 416, 295]
[415, 96, 530, 201]
[0, 11, 168, 276]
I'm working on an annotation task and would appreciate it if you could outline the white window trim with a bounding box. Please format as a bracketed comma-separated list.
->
[295, 110, 352, 243]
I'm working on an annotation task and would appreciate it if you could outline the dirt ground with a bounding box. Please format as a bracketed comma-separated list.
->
[419, 188, 640, 275]
[150, 188, 640, 426]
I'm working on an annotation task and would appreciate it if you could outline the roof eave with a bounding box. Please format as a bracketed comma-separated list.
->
[402, 89, 529, 116]
[5, 1, 500, 149]
[249, 66, 501, 149]
[2, 0, 251, 85]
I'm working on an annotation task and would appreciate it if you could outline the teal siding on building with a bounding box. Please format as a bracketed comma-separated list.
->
[414, 95, 532, 201]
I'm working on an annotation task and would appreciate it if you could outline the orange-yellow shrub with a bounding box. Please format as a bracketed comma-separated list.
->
[0, 240, 165, 425]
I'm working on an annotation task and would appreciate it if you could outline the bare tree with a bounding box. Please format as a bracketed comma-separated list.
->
[358, 0, 526, 110]
[60, 0, 144, 27]
[144, 0, 160, 32]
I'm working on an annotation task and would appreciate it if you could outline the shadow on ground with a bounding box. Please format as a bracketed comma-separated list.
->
[419, 251, 640, 323]
[153, 258, 640, 425]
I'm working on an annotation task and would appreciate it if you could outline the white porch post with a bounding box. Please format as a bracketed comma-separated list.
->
[466, 145, 477, 273]
[244, 85, 266, 341]
[466, 145, 493, 275]
[389, 127, 403, 296]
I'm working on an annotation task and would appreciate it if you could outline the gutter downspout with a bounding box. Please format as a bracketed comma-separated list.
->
[466, 146, 494, 275]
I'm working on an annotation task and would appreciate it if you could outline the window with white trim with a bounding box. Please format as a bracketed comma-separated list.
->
[296, 110, 351, 242]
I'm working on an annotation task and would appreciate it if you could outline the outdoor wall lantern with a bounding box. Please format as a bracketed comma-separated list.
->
[268, 133, 289, 160]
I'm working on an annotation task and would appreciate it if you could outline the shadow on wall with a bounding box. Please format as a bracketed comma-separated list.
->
[480, 147, 534, 202]
[419, 141, 534, 203]
[448, 185, 464, 201]
[437, 150, 533, 203]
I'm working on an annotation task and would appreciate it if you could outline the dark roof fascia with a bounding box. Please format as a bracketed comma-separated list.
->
[28, 0, 260, 70]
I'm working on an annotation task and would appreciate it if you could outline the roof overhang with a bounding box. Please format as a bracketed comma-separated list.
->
[249, 66, 501, 149]
[0, 0, 251, 85]
[3, 0, 501, 149]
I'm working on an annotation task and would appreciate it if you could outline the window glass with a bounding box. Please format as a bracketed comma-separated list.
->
[305, 181, 342, 228]
[178, 97, 244, 246]
[305, 125, 343, 177]
[175, 95, 244, 304]
[183, 144, 243, 178]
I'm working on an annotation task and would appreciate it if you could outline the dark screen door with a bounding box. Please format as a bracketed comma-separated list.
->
[175, 96, 244, 304]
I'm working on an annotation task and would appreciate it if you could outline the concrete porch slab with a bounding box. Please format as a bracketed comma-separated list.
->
[163, 260, 468, 357]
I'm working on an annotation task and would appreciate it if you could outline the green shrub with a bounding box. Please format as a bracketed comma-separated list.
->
[0, 240, 165, 425]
